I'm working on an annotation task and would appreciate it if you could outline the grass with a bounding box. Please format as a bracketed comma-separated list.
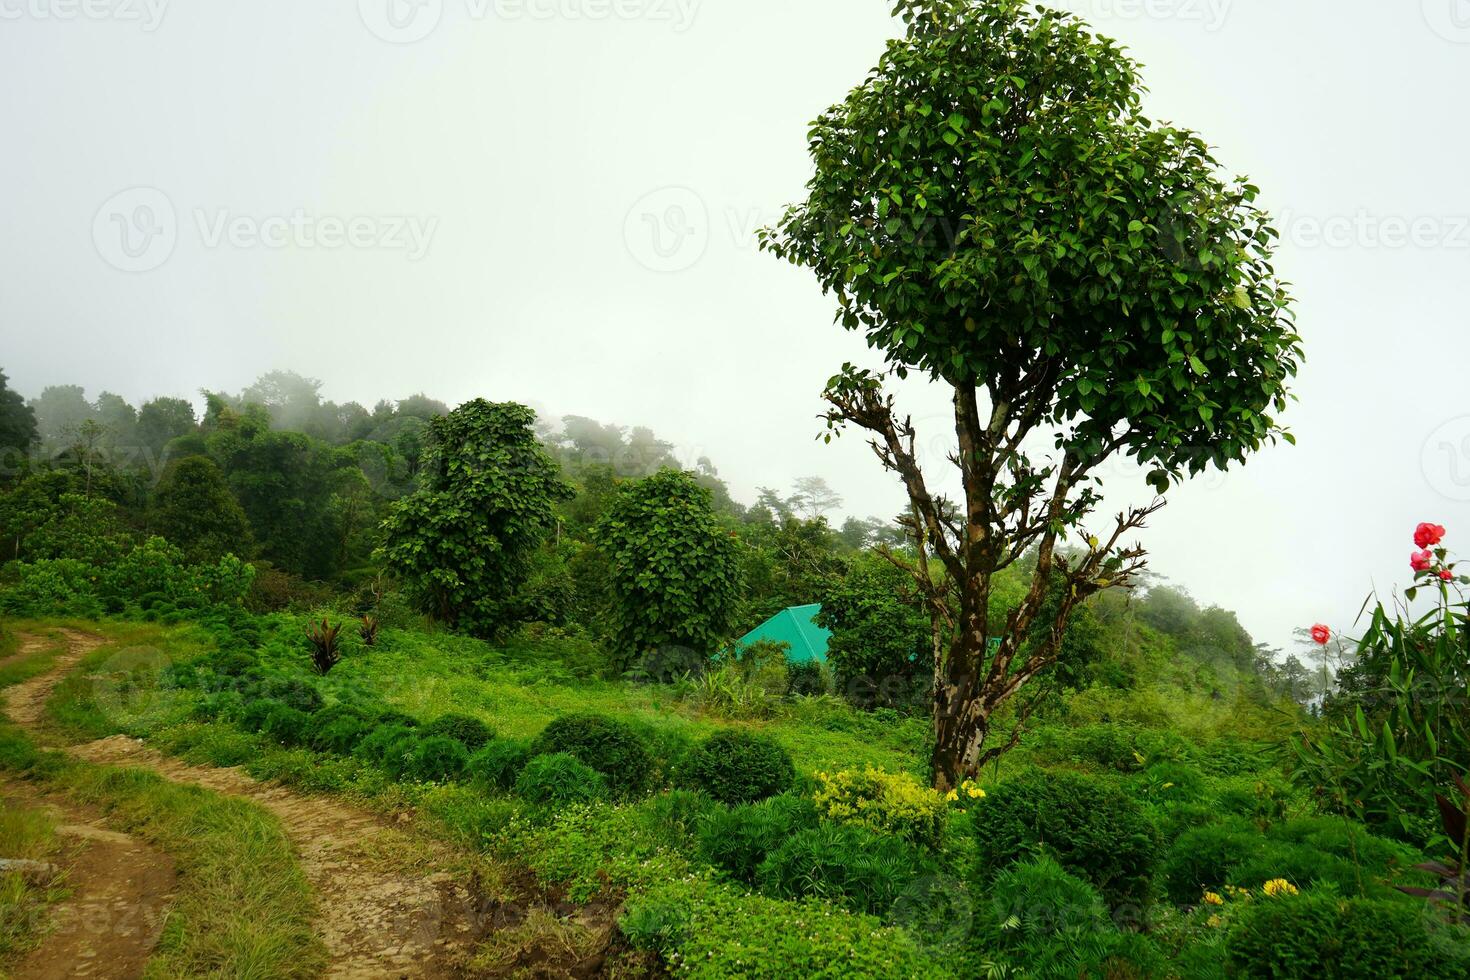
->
[0, 800, 66, 969]
[0, 623, 327, 979]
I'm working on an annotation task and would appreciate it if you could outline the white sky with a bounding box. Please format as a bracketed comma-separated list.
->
[2, 0, 1468, 654]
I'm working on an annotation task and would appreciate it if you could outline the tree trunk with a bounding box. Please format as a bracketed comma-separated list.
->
[931, 692, 990, 792]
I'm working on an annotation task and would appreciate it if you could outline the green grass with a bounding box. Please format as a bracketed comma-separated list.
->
[0, 626, 327, 979]
[0, 800, 67, 969]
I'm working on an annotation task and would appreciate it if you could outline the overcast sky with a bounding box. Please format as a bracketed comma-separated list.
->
[2, 0, 1468, 655]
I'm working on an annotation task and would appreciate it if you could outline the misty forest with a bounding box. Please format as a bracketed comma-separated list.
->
[3, 3, 1469, 979]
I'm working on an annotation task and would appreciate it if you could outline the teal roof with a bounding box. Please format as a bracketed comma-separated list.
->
[735, 604, 831, 664]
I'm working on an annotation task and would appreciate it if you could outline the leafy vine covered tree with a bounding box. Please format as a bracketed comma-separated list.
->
[594, 469, 741, 676]
[378, 400, 572, 637]
[761, 0, 1301, 788]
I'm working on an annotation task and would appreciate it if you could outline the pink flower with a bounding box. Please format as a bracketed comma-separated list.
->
[1441, 570, 1455, 582]
[1415, 523, 1447, 549]
[1310, 624, 1331, 645]
[1412, 550, 1434, 573]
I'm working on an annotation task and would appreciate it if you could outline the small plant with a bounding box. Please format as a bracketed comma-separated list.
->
[755, 822, 934, 916]
[515, 752, 606, 806]
[305, 618, 343, 675]
[359, 614, 380, 647]
[1400, 773, 1470, 924]
[421, 713, 494, 751]
[404, 736, 470, 783]
[677, 730, 795, 804]
[467, 739, 532, 792]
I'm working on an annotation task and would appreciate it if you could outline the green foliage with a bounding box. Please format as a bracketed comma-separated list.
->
[149, 456, 254, 564]
[677, 729, 794, 804]
[756, 822, 935, 916]
[972, 769, 1160, 908]
[1224, 894, 1466, 979]
[816, 553, 931, 709]
[466, 739, 532, 792]
[592, 469, 741, 674]
[352, 724, 415, 770]
[377, 400, 572, 637]
[514, 752, 606, 806]
[1163, 818, 1267, 904]
[0, 368, 37, 463]
[308, 713, 371, 756]
[812, 766, 948, 850]
[260, 704, 311, 747]
[403, 736, 470, 783]
[696, 793, 819, 884]
[420, 713, 494, 751]
[530, 713, 654, 796]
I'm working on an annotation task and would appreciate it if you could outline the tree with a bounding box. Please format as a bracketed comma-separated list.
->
[789, 476, 844, 521]
[760, 0, 1301, 788]
[135, 397, 198, 460]
[817, 553, 932, 709]
[377, 400, 572, 636]
[0, 369, 38, 479]
[149, 456, 253, 564]
[29, 385, 96, 455]
[593, 469, 741, 675]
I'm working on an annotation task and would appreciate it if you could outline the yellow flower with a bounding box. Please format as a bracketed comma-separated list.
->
[967, 786, 985, 798]
[945, 790, 959, 802]
[1206, 914, 1223, 928]
[1262, 879, 1298, 898]
[1203, 891, 1224, 906]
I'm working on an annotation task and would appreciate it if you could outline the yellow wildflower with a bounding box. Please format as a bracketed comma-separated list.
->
[945, 790, 959, 802]
[1262, 879, 1298, 898]
[1203, 891, 1224, 906]
[1207, 914, 1223, 928]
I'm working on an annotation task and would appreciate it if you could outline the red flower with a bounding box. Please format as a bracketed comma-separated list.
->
[1414, 523, 1447, 549]
[1441, 570, 1455, 582]
[1412, 550, 1434, 572]
[1310, 624, 1331, 645]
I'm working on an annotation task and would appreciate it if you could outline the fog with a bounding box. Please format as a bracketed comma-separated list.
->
[3, 0, 1468, 653]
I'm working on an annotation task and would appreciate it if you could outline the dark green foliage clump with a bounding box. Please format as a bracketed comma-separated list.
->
[310, 714, 371, 756]
[972, 769, 1160, 909]
[1162, 818, 1264, 904]
[515, 752, 606, 806]
[678, 729, 794, 804]
[466, 740, 532, 792]
[755, 822, 934, 916]
[404, 736, 469, 783]
[421, 713, 494, 751]
[1224, 894, 1465, 979]
[696, 793, 819, 884]
[353, 725, 415, 772]
[259, 704, 310, 746]
[238, 698, 279, 734]
[530, 713, 653, 796]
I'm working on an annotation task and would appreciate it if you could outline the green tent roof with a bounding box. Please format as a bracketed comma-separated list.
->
[734, 604, 831, 664]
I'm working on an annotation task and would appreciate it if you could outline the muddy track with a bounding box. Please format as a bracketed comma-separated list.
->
[4, 629, 485, 979]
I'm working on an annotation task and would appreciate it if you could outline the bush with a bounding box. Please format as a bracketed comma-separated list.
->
[310, 714, 371, 756]
[1225, 894, 1466, 978]
[697, 793, 819, 884]
[260, 705, 311, 747]
[677, 729, 794, 804]
[466, 739, 532, 792]
[302, 704, 369, 746]
[353, 725, 418, 778]
[372, 709, 419, 729]
[255, 677, 325, 715]
[403, 736, 470, 783]
[755, 822, 934, 916]
[421, 713, 494, 751]
[530, 713, 653, 796]
[786, 660, 831, 697]
[515, 752, 607, 807]
[972, 769, 1160, 909]
[1162, 818, 1266, 905]
[238, 698, 280, 734]
[812, 766, 948, 850]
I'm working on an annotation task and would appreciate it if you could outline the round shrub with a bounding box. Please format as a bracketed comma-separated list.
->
[258, 677, 325, 715]
[403, 736, 470, 783]
[194, 690, 243, 722]
[530, 713, 653, 795]
[972, 769, 1160, 909]
[1162, 818, 1264, 904]
[210, 650, 255, 677]
[260, 704, 311, 746]
[466, 739, 532, 792]
[1225, 894, 1464, 979]
[697, 792, 819, 884]
[238, 698, 280, 733]
[813, 766, 949, 850]
[379, 731, 422, 780]
[353, 724, 414, 768]
[303, 704, 369, 747]
[786, 660, 829, 697]
[678, 730, 794, 804]
[755, 822, 934, 916]
[421, 713, 494, 751]
[514, 752, 607, 806]
[310, 714, 371, 756]
[373, 709, 419, 729]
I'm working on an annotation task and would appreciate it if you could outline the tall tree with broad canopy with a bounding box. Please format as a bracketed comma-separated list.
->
[760, 0, 1301, 789]
[377, 400, 572, 637]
